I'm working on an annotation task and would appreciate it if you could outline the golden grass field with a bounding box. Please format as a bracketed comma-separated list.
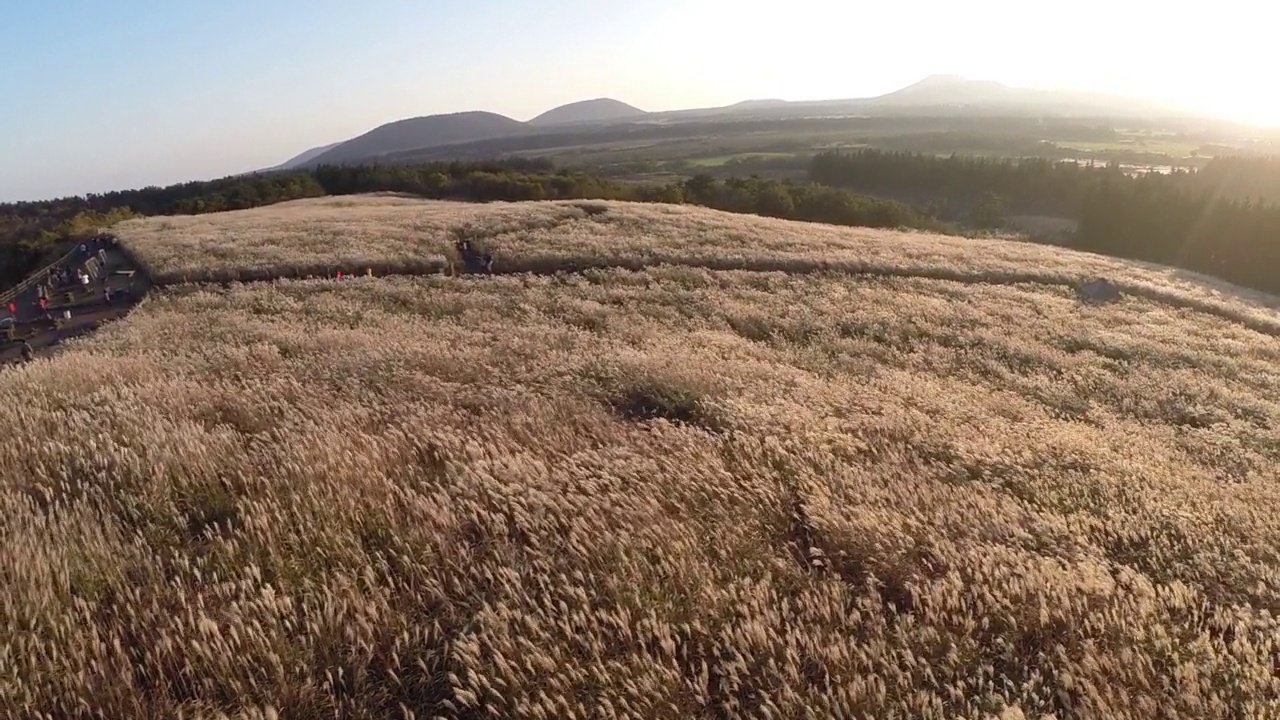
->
[7, 196, 1280, 718]
[116, 195, 1280, 331]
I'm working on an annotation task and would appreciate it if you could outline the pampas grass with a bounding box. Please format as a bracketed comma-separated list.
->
[3, 261, 1280, 718]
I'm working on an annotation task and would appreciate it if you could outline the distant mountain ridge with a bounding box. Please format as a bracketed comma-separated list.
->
[276, 76, 1203, 171]
[271, 142, 342, 171]
[862, 74, 1188, 117]
[306, 111, 528, 167]
[529, 98, 647, 127]
[867, 74, 1017, 106]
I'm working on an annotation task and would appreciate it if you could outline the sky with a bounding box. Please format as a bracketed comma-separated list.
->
[1, 0, 1277, 202]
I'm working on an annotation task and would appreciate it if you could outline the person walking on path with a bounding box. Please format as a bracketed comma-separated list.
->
[20, 342, 33, 363]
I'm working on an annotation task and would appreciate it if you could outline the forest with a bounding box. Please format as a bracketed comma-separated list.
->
[812, 149, 1280, 208]
[4, 150, 1280, 296]
[812, 149, 1280, 294]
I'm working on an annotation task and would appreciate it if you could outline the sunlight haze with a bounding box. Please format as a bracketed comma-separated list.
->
[1, 0, 1275, 201]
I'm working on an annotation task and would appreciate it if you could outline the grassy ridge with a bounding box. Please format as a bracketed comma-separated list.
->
[115, 196, 1280, 333]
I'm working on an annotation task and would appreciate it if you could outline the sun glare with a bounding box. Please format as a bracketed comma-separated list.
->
[1210, 97, 1280, 128]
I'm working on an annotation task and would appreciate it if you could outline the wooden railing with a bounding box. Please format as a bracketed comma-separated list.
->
[0, 243, 84, 307]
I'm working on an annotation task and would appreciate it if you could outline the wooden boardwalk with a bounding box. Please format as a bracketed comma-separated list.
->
[0, 238, 149, 366]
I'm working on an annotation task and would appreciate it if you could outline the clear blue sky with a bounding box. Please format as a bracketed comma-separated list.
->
[2, 0, 1276, 202]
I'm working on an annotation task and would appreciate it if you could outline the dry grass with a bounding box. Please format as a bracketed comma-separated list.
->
[5, 262, 1280, 718]
[115, 195, 1280, 334]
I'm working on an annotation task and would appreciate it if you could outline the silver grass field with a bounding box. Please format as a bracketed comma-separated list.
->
[3, 195, 1280, 718]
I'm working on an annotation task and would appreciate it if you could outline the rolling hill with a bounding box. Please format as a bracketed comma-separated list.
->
[302, 110, 529, 167]
[14, 194, 1280, 717]
[528, 97, 647, 127]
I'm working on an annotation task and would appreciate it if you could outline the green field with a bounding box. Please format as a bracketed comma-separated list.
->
[1057, 138, 1204, 158]
[686, 152, 802, 167]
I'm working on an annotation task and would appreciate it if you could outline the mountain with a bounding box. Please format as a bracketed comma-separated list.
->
[866, 74, 1017, 107]
[728, 99, 790, 110]
[271, 142, 342, 171]
[274, 76, 1206, 170]
[303, 111, 528, 167]
[652, 76, 1193, 120]
[863, 74, 1190, 117]
[529, 98, 647, 127]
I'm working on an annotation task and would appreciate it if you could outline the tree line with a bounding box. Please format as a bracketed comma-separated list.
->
[812, 149, 1280, 211]
[811, 149, 1127, 217]
[1076, 177, 1280, 292]
[677, 174, 940, 231]
[811, 149, 1280, 294]
[310, 162, 935, 231]
[8, 151, 1280, 297]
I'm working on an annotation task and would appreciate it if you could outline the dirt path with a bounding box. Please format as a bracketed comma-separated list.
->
[5, 230, 1279, 370]
[170, 254, 1280, 341]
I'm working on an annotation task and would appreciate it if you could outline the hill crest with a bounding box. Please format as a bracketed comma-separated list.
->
[304, 111, 527, 167]
[868, 74, 1017, 105]
[528, 98, 647, 127]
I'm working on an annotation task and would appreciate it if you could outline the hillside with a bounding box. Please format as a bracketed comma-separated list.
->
[528, 98, 647, 126]
[270, 141, 342, 170]
[867, 74, 1017, 106]
[864, 74, 1190, 117]
[9, 196, 1280, 717]
[114, 196, 1280, 324]
[304, 111, 528, 167]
